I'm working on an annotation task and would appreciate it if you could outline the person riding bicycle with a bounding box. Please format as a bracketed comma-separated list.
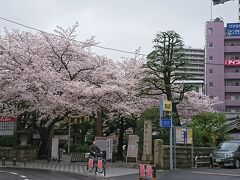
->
[89, 141, 101, 158]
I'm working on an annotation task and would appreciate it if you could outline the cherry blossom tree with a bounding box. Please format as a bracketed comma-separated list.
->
[177, 91, 223, 125]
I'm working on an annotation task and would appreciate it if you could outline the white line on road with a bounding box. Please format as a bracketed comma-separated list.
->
[20, 175, 27, 178]
[9, 172, 18, 175]
[192, 171, 240, 177]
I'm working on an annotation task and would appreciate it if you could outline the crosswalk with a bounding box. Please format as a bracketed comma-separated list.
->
[26, 163, 87, 174]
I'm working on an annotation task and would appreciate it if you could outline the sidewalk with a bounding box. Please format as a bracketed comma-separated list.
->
[0, 154, 139, 178]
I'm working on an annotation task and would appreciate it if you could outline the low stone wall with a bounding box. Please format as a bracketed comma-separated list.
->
[153, 139, 216, 169]
[0, 147, 37, 161]
[163, 146, 215, 169]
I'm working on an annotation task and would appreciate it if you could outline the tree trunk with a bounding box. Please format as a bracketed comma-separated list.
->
[94, 110, 103, 137]
[172, 102, 180, 126]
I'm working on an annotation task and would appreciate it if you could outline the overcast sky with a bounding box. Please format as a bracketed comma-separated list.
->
[0, 0, 238, 60]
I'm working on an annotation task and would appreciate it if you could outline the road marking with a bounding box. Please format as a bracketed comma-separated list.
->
[20, 175, 27, 178]
[9, 172, 18, 175]
[192, 171, 240, 177]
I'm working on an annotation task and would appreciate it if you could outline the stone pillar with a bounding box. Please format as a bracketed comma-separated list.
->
[154, 139, 163, 169]
[142, 120, 153, 161]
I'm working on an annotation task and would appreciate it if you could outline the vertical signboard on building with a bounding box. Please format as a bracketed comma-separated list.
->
[0, 117, 17, 136]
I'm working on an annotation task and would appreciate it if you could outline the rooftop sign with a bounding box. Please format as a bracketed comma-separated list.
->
[226, 23, 240, 36]
[224, 59, 240, 66]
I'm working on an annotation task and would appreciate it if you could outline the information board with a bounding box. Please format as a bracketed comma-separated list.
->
[175, 127, 192, 144]
[0, 117, 17, 136]
[95, 136, 114, 161]
[126, 135, 139, 161]
[51, 137, 59, 160]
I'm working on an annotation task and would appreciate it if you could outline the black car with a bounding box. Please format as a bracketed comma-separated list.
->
[210, 140, 240, 168]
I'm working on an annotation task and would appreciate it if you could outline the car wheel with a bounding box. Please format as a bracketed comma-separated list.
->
[235, 159, 240, 168]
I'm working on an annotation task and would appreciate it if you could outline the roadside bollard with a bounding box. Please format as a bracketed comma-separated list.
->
[13, 157, 16, 166]
[2, 157, 5, 166]
[152, 166, 157, 180]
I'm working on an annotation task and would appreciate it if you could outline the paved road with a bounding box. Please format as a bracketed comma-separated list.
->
[0, 168, 101, 180]
[111, 167, 240, 180]
[1, 166, 240, 180]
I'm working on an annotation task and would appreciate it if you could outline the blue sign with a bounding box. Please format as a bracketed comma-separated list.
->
[226, 23, 240, 36]
[160, 118, 172, 128]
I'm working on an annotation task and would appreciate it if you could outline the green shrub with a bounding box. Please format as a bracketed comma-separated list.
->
[70, 144, 89, 153]
[0, 135, 19, 147]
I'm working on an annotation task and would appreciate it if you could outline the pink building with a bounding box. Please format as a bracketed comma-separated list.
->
[206, 18, 240, 112]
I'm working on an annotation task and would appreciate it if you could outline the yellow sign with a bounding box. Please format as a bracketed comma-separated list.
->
[187, 128, 193, 144]
[163, 101, 172, 111]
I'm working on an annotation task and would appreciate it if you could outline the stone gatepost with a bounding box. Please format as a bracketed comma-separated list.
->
[154, 139, 163, 169]
[141, 120, 153, 161]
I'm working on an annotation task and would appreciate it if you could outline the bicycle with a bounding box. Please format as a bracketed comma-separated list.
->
[86, 152, 106, 176]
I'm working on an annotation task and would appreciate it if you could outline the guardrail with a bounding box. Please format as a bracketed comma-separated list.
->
[70, 152, 87, 163]
[1, 156, 27, 167]
[194, 156, 210, 168]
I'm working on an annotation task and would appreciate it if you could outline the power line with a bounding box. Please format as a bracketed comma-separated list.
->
[0, 16, 147, 56]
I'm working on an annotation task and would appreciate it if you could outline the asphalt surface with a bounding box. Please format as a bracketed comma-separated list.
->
[1, 166, 240, 180]
[111, 167, 240, 180]
[0, 167, 102, 180]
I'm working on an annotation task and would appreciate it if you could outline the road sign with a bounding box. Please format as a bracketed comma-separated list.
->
[160, 118, 172, 128]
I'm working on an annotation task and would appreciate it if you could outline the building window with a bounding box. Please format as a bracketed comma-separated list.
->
[209, 82, 213, 87]
[209, 42, 214, 48]
[209, 69, 213, 74]
[209, 55, 214, 61]
[208, 28, 213, 34]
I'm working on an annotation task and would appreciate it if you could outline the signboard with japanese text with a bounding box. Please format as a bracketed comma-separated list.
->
[51, 137, 59, 160]
[0, 117, 17, 136]
[224, 59, 240, 66]
[163, 100, 172, 111]
[106, 139, 113, 160]
[160, 100, 172, 128]
[95, 136, 114, 161]
[226, 23, 240, 36]
[187, 128, 193, 144]
[126, 135, 139, 160]
[175, 127, 192, 144]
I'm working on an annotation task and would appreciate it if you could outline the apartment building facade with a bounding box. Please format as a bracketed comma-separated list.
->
[206, 18, 240, 112]
[175, 48, 205, 93]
